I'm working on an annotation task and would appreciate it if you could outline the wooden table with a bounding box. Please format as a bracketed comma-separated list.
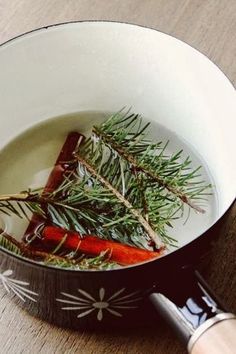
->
[0, 1, 235, 353]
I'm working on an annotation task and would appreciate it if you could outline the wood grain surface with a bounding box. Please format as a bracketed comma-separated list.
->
[0, 1, 235, 353]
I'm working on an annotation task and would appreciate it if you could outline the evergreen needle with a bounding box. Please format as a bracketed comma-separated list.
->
[0, 109, 212, 256]
[74, 154, 164, 249]
[93, 126, 205, 213]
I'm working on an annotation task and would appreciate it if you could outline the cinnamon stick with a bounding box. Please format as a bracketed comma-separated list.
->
[42, 226, 163, 265]
[41, 132, 84, 195]
[23, 132, 84, 241]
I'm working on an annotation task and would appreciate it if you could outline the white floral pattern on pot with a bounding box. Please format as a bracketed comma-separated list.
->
[56, 287, 142, 321]
[0, 269, 38, 302]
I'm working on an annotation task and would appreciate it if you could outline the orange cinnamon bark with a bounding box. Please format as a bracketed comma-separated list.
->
[23, 132, 84, 240]
[42, 226, 163, 266]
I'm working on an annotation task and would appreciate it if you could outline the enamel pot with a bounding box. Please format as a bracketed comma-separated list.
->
[0, 22, 235, 354]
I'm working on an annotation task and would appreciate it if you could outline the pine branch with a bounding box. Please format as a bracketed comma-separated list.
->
[74, 153, 164, 249]
[0, 110, 212, 258]
[0, 232, 22, 255]
[0, 188, 158, 249]
[0, 192, 95, 217]
[93, 124, 206, 213]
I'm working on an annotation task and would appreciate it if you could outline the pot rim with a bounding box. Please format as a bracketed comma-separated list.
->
[0, 20, 235, 274]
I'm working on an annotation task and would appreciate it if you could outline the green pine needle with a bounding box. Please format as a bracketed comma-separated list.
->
[0, 109, 212, 255]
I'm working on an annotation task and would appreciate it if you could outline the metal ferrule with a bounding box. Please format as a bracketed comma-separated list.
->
[187, 312, 236, 353]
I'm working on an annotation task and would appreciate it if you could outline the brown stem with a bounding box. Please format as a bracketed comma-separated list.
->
[93, 127, 205, 213]
[0, 193, 87, 216]
[74, 154, 164, 249]
[0, 193, 30, 201]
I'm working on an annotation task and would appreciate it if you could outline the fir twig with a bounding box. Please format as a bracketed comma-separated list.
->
[93, 123, 206, 213]
[0, 110, 212, 256]
[74, 154, 164, 249]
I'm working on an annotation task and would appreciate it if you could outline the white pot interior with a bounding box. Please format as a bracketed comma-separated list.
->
[0, 22, 235, 250]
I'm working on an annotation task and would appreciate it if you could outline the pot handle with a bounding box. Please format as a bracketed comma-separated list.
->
[149, 268, 236, 354]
